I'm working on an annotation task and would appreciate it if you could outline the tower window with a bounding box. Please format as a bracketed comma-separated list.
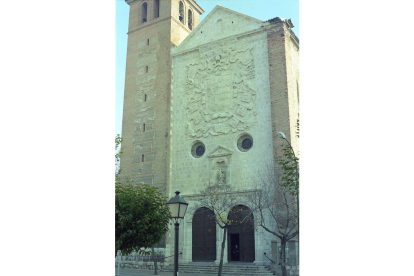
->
[154, 0, 160, 19]
[188, 9, 193, 30]
[179, 1, 184, 24]
[141, 2, 147, 23]
[142, 154, 145, 162]
[147, 39, 149, 46]
[144, 94, 147, 102]
[146, 66, 148, 73]
[143, 124, 146, 132]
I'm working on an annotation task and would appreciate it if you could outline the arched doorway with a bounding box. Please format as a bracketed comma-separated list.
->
[192, 207, 216, 261]
[227, 205, 255, 262]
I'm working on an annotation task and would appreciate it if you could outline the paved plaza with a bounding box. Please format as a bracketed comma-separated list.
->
[115, 267, 246, 276]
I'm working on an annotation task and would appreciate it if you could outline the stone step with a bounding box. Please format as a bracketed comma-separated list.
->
[162, 271, 273, 275]
[162, 264, 273, 276]
[163, 268, 270, 272]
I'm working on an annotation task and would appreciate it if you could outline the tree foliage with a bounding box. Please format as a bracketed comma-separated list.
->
[247, 167, 298, 276]
[115, 180, 171, 256]
[279, 143, 299, 196]
[115, 135, 171, 257]
[247, 119, 299, 276]
[115, 134, 123, 176]
[278, 119, 299, 196]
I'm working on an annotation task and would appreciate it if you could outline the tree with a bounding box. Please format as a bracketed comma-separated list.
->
[196, 184, 251, 276]
[115, 135, 171, 260]
[250, 122, 298, 276]
[247, 161, 298, 276]
[277, 127, 299, 197]
[115, 179, 171, 257]
[115, 134, 123, 177]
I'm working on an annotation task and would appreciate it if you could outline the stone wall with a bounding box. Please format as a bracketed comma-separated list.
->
[115, 250, 167, 270]
[121, 0, 203, 196]
[271, 240, 299, 276]
[168, 6, 278, 264]
[120, 2, 298, 268]
[170, 6, 274, 198]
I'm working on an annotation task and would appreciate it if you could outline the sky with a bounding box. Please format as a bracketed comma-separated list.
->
[2, 1, 413, 275]
[115, 0, 299, 136]
[112, 3, 414, 275]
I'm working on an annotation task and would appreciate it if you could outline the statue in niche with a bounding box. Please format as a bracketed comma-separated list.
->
[217, 169, 226, 185]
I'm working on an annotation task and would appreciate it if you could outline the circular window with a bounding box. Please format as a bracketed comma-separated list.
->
[196, 145, 205, 156]
[237, 134, 253, 152]
[191, 141, 206, 158]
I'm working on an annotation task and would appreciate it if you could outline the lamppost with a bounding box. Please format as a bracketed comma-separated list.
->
[166, 191, 188, 276]
[277, 131, 299, 264]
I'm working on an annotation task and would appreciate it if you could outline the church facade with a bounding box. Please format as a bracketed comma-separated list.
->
[120, 0, 299, 271]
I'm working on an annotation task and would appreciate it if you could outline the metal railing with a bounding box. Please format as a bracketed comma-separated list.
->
[160, 252, 181, 262]
[263, 252, 277, 264]
[115, 252, 183, 272]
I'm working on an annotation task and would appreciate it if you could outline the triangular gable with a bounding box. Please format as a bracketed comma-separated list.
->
[207, 146, 233, 158]
[173, 5, 263, 53]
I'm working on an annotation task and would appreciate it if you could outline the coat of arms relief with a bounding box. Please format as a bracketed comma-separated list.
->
[185, 47, 257, 139]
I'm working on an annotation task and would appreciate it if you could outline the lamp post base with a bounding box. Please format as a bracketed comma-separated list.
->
[174, 222, 179, 276]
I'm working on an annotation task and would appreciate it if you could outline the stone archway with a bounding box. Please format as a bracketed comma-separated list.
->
[227, 205, 255, 262]
[192, 207, 216, 261]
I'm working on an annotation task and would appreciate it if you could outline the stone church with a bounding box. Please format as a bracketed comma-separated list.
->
[120, 0, 299, 273]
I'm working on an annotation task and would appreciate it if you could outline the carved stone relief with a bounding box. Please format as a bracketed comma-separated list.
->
[207, 146, 232, 185]
[217, 169, 226, 185]
[185, 47, 257, 139]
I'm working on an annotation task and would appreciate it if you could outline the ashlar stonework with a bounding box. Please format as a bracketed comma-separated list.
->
[120, 2, 299, 276]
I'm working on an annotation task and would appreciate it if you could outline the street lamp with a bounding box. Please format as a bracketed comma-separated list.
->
[166, 191, 188, 276]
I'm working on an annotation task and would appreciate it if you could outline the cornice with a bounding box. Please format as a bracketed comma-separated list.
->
[263, 18, 299, 49]
[187, 0, 204, 14]
[289, 29, 300, 49]
[127, 16, 171, 35]
[171, 27, 266, 57]
[171, 16, 192, 34]
[181, 189, 262, 199]
[127, 16, 192, 36]
[125, 0, 137, 4]
[125, 0, 204, 14]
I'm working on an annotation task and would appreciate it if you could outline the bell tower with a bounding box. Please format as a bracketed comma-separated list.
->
[120, 0, 204, 195]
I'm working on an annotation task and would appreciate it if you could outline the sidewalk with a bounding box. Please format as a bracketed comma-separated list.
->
[115, 267, 169, 276]
[115, 267, 243, 276]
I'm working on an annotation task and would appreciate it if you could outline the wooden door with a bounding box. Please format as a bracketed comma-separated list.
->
[192, 207, 216, 261]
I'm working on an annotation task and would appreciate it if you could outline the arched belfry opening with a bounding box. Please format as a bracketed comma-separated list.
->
[192, 207, 216, 261]
[141, 2, 148, 23]
[188, 9, 193, 30]
[227, 205, 255, 262]
[179, 1, 185, 24]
